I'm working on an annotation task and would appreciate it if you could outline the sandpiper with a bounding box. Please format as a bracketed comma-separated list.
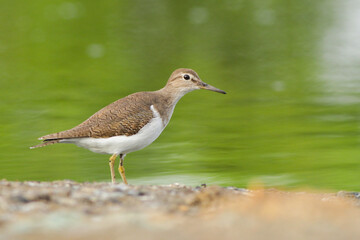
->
[31, 68, 226, 184]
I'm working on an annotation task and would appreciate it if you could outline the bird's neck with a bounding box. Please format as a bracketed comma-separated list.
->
[157, 84, 193, 106]
[153, 84, 193, 126]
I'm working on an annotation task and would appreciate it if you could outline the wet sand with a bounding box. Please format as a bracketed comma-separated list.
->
[1, 180, 360, 240]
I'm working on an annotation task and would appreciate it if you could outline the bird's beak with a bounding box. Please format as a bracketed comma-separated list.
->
[199, 82, 226, 94]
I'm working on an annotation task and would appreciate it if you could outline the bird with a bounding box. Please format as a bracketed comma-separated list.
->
[30, 68, 226, 184]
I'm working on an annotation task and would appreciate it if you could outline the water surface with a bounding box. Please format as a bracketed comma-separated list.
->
[0, 0, 359, 190]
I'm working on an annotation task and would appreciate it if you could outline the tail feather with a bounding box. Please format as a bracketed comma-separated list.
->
[30, 139, 60, 149]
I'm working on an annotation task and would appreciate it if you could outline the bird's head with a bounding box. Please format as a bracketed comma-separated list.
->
[165, 68, 226, 95]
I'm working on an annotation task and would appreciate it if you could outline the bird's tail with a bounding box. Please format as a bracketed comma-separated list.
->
[30, 139, 60, 149]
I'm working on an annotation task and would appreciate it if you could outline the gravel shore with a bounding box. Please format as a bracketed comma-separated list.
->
[1, 180, 360, 240]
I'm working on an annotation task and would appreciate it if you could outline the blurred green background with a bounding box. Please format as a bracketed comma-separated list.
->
[0, 0, 359, 190]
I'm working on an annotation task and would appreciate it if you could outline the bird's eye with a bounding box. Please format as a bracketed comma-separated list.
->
[183, 74, 190, 80]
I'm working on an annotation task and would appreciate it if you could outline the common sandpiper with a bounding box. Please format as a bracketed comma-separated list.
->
[31, 68, 226, 184]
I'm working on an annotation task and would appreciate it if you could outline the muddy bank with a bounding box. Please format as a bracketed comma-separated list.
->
[0, 180, 360, 240]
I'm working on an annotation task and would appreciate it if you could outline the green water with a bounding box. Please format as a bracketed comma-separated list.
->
[1, 0, 359, 190]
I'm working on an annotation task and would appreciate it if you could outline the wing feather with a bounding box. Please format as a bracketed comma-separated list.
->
[39, 92, 156, 140]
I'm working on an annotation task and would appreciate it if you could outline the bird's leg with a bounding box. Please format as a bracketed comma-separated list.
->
[118, 154, 128, 185]
[109, 153, 117, 184]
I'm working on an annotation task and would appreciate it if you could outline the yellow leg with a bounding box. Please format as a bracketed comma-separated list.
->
[109, 154, 117, 184]
[118, 154, 128, 185]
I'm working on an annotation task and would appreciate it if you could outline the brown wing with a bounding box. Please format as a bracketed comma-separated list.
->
[39, 92, 156, 140]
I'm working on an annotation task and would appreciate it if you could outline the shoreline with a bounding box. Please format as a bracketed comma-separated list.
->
[1, 180, 360, 239]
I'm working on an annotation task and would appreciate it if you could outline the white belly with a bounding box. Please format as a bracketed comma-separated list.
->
[60, 105, 165, 155]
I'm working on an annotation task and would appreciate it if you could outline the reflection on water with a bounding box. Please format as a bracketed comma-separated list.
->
[0, 0, 359, 190]
[320, 0, 360, 105]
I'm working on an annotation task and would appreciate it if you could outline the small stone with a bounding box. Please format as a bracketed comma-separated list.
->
[337, 191, 359, 198]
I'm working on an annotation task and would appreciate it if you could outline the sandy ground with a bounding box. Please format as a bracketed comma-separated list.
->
[0, 180, 360, 240]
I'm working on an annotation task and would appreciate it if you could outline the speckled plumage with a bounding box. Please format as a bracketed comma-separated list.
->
[39, 92, 170, 140]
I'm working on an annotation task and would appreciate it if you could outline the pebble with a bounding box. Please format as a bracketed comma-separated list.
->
[1, 180, 360, 239]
